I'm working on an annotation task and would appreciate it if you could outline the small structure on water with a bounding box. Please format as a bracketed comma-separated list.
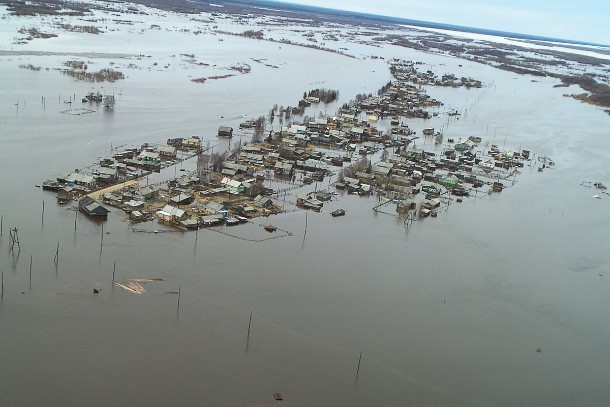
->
[331, 208, 346, 217]
[218, 126, 234, 138]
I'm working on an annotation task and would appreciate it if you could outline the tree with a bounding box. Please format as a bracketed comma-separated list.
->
[210, 151, 228, 172]
[381, 148, 389, 161]
[252, 130, 263, 144]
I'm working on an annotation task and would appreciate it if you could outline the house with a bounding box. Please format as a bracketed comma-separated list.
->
[205, 201, 229, 218]
[138, 186, 159, 200]
[156, 204, 187, 223]
[421, 198, 441, 209]
[182, 136, 201, 149]
[170, 193, 194, 206]
[199, 214, 224, 227]
[221, 168, 237, 177]
[274, 161, 293, 176]
[296, 194, 323, 211]
[78, 196, 110, 217]
[218, 126, 233, 138]
[253, 195, 275, 208]
[125, 200, 145, 210]
[223, 162, 248, 174]
[343, 177, 360, 187]
[220, 177, 246, 194]
[65, 172, 96, 188]
[95, 166, 119, 184]
[129, 211, 145, 221]
[138, 150, 160, 162]
[315, 190, 332, 201]
[167, 137, 184, 147]
[371, 163, 392, 177]
[355, 172, 376, 182]
[156, 144, 177, 158]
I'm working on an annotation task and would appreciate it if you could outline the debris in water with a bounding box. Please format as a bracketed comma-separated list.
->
[93, 288, 101, 294]
[115, 278, 165, 294]
[536, 348, 542, 353]
[273, 393, 283, 401]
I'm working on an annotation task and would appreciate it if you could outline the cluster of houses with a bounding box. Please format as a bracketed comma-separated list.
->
[43, 139, 202, 206]
[331, 137, 531, 218]
[45, 61, 537, 230]
[390, 59, 482, 88]
[92, 170, 284, 228]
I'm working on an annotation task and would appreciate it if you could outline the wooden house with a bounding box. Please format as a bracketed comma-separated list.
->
[79, 196, 110, 217]
[218, 126, 234, 138]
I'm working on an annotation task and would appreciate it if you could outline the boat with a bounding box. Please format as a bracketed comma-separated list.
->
[264, 224, 277, 232]
[331, 209, 346, 217]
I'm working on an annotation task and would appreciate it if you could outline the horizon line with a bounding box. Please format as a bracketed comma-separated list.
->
[260, 0, 609, 48]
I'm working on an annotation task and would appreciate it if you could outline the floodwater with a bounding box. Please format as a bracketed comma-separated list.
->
[1, 7, 610, 407]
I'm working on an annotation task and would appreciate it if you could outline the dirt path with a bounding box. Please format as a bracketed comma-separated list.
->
[87, 179, 141, 200]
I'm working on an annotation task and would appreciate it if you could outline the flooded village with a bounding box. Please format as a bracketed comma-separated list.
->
[42, 60, 543, 232]
[2, 0, 610, 406]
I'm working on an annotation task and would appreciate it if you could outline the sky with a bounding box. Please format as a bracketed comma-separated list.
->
[276, 0, 610, 44]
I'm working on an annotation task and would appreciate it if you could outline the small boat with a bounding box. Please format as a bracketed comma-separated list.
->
[331, 209, 346, 217]
[264, 225, 277, 232]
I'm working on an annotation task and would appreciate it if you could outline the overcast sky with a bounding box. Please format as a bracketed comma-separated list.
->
[276, 0, 609, 44]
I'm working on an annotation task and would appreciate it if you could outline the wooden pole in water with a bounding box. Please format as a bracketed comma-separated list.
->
[247, 310, 253, 343]
[356, 351, 363, 377]
[29, 255, 32, 284]
[112, 261, 116, 284]
[1, 268, 4, 294]
[54, 241, 59, 264]
[74, 210, 78, 232]
[100, 223, 104, 249]
[41, 201, 45, 224]
[177, 285, 182, 313]
[1, 214, 3, 236]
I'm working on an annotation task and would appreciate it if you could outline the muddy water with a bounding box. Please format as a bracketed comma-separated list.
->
[1, 17, 610, 407]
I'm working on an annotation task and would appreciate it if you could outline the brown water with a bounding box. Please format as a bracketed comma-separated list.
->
[1, 14, 610, 407]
